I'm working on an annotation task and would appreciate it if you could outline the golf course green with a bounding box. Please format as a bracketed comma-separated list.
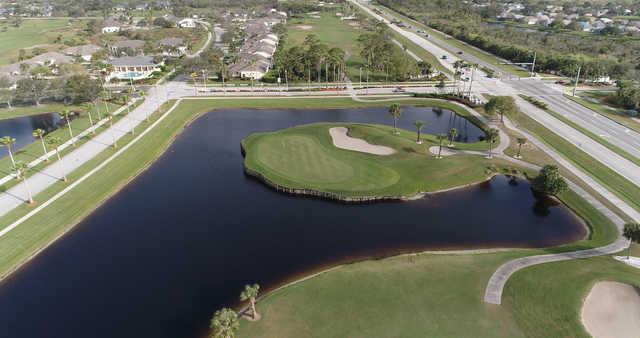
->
[242, 123, 515, 200]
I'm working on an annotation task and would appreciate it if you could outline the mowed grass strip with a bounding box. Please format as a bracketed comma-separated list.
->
[244, 122, 511, 198]
[505, 108, 640, 213]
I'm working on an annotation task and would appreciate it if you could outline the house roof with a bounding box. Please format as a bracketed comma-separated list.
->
[63, 44, 102, 56]
[112, 39, 145, 49]
[159, 37, 184, 47]
[109, 56, 156, 67]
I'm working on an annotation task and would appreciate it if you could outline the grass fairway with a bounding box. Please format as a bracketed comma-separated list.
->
[242, 122, 506, 199]
[237, 252, 639, 338]
[0, 19, 87, 65]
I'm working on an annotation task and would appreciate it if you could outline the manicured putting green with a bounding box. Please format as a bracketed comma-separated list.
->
[242, 123, 509, 198]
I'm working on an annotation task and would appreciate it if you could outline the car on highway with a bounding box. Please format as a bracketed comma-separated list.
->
[441, 55, 448, 59]
[393, 87, 406, 93]
[457, 51, 463, 55]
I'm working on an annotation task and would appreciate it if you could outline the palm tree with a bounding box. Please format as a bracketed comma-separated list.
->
[414, 120, 424, 144]
[12, 161, 33, 204]
[623, 222, 640, 259]
[32, 128, 49, 161]
[46, 136, 67, 182]
[449, 128, 458, 146]
[60, 110, 75, 146]
[210, 308, 239, 338]
[82, 103, 96, 135]
[1, 135, 17, 167]
[240, 284, 260, 320]
[388, 103, 402, 135]
[486, 128, 500, 158]
[436, 133, 446, 159]
[516, 137, 527, 159]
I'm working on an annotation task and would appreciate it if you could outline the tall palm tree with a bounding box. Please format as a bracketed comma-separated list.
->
[486, 128, 500, 158]
[81, 103, 96, 135]
[1, 135, 17, 167]
[240, 284, 260, 320]
[12, 161, 33, 204]
[436, 133, 446, 159]
[388, 103, 402, 135]
[46, 136, 67, 182]
[60, 110, 75, 146]
[32, 128, 49, 161]
[449, 128, 458, 146]
[516, 137, 527, 159]
[414, 120, 424, 144]
[210, 308, 239, 338]
[623, 222, 640, 259]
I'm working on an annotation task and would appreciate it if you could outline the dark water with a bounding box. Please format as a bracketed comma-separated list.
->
[0, 108, 585, 338]
[0, 113, 61, 159]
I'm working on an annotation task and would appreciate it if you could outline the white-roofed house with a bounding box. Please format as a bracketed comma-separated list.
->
[107, 56, 162, 81]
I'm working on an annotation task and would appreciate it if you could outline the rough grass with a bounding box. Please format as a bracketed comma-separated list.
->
[0, 19, 87, 66]
[243, 122, 505, 198]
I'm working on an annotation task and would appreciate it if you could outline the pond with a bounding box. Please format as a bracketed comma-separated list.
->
[0, 113, 61, 159]
[0, 107, 585, 338]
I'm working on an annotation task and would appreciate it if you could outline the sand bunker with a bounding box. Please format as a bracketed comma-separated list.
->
[296, 25, 314, 30]
[581, 281, 640, 338]
[329, 127, 396, 156]
[429, 146, 456, 157]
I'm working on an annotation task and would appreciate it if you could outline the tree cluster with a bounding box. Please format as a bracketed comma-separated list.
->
[532, 165, 568, 196]
[0, 74, 102, 107]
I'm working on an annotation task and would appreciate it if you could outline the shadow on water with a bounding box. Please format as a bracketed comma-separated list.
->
[0, 108, 586, 338]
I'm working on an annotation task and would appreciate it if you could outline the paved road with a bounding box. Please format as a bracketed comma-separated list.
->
[506, 78, 640, 159]
[0, 81, 192, 218]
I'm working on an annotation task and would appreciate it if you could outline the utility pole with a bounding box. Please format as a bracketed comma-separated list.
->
[572, 65, 581, 97]
[202, 69, 207, 93]
[530, 51, 537, 77]
[359, 67, 362, 89]
[467, 66, 475, 98]
[285, 70, 288, 91]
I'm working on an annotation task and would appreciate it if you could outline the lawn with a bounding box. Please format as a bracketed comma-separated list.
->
[0, 19, 88, 66]
[243, 122, 507, 199]
[0, 103, 97, 120]
[237, 253, 639, 338]
[503, 105, 640, 214]
[286, 11, 402, 82]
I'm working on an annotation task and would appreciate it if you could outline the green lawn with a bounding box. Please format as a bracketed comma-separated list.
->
[504, 107, 640, 214]
[237, 252, 638, 337]
[244, 122, 510, 199]
[0, 103, 97, 120]
[0, 19, 87, 66]
[286, 11, 401, 82]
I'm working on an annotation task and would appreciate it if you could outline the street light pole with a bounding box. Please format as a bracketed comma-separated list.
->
[530, 51, 537, 77]
[572, 65, 582, 97]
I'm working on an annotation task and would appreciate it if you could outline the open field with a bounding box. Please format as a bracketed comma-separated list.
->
[237, 252, 638, 337]
[243, 122, 503, 199]
[0, 19, 87, 66]
[286, 11, 422, 82]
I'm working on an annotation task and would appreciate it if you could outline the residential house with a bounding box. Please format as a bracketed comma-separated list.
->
[110, 39, 146, 56]
[63, 44, 103, 62]
[0, 52, 73, 77]
[107, 56, 162, 81]
[159, 38, 188, 56]
[102, 17, 121, 34]
[178, 18, 197, 28]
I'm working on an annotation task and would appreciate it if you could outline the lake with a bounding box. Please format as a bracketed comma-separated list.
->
[0, 107, 585, 338]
